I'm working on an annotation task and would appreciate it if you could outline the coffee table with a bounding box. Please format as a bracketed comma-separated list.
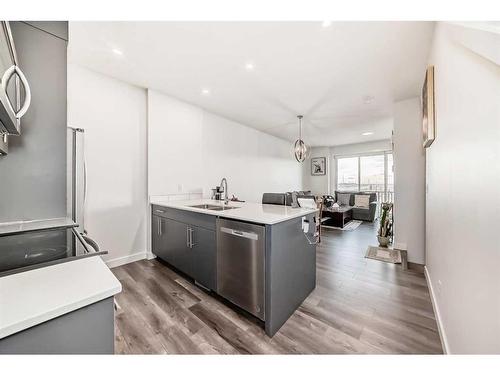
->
[322, 206, 353, 228]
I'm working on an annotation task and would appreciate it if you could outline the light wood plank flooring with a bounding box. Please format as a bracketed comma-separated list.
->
[112, 222, 443, 354]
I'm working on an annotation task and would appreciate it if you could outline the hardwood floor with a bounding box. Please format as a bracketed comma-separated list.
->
[112, 222, 443, 354]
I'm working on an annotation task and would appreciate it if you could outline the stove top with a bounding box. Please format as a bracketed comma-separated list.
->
[0, 227, 106, 277]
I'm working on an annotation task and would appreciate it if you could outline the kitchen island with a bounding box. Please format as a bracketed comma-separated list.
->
[150, 198, 318, 336]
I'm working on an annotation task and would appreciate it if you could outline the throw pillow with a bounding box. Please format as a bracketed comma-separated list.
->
[337, 193, 351, 206]
[354, 194, 370, 208]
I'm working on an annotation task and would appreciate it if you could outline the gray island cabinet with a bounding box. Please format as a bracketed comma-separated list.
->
[0, 256, 121, 354]
[151, 200, 317, 336]
[152, 205, 217, 290]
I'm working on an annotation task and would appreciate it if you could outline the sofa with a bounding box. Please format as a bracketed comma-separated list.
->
[334, 191, 377, 222]
[262, 191, 313, 206]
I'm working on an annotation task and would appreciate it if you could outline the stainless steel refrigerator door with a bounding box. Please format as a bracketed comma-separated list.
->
[67, 127, 85, 233]
[216, 218, 265, 320]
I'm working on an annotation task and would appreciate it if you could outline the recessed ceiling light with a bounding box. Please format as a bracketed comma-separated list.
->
[363, 95, 375, 104]
[245, 62, 255, 71]
[112, 48, 123, 56]
[201, 88, 211, 96]
[362, 132, 374, 136]
[322, 21, 332, 28]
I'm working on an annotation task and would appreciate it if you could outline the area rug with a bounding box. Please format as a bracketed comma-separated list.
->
[322, 220, 363, 231]
[365, 245, 402, 264]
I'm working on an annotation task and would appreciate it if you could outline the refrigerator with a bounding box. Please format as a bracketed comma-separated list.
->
[67, 127, 100, 251]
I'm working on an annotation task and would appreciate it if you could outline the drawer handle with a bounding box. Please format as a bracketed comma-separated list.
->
[220, 227, 259, 240]
[189, 227, 195, 248]
[186, 227, 194, 248]
[155, 209, 165, 213]
[158, 218, 162, 235]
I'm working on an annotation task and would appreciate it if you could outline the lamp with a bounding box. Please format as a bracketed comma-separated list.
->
[293, 115, 310, 162]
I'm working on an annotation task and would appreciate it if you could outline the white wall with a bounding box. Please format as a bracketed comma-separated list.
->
[392, 98, 426, 264]
[67, 72, 302, 266]
[425, 23, 500, 354]
[331, 139, 392, 156]
[68, 64, 148, 267]
[148, 90, 203, 196]
[148, 90, 302, 203]
[302, 147, 330, 195]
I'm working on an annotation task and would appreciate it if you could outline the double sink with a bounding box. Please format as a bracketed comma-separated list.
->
[189, 204, 238, 211]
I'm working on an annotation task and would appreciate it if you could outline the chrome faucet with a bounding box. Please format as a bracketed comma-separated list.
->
[219, 177, 228, 205]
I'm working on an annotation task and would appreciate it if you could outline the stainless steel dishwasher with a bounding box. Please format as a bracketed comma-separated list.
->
[216, 218, 265, 320]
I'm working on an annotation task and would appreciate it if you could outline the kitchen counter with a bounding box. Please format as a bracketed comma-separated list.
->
[150, 197, 318, 336]
[150, 198, 318, 225]
[0, 256, 121, 339]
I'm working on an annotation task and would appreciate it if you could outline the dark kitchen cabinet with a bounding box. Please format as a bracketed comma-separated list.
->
[152, 215, 190, 273]
[191, 226, 216, 290]
[151, 215, 164, 258]
[152, 208, 216, 290]
[163, 218, 192, 276]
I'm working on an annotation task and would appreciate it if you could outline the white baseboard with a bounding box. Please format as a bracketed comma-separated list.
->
[424, 265, 450, 354]
[105, 251, 148, 269]
[146, 252, 157, 260]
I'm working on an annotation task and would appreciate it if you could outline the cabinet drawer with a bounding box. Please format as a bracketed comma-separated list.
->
[151, 205, 216, 231]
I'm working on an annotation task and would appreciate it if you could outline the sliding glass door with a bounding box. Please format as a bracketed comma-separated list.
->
[336, 152, 394, 202]
[360, 154, 385, 192]
[336, 157, 359, 191]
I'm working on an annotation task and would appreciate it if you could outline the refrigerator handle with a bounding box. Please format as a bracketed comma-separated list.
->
[83, 158, 88, 207]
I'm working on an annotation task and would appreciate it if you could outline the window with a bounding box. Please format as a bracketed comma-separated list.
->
[360, 154, 385, 192]
[387, 153, 394, 192]
[336, 157, 359, 192]
[336, 152, 393, 198]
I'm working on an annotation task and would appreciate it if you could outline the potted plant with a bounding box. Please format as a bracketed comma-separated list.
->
[378, 202, 393, 247]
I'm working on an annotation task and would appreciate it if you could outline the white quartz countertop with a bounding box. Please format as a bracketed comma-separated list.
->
[0, 256, 122, 339]
[150, 198, 318, 225]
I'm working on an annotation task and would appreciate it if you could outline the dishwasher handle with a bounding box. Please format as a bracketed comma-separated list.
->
[220, 226, 259, 241]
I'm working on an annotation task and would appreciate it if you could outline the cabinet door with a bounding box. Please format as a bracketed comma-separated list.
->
[163, 218, 192, 275]
[151, 215, 164, 257]
[191, 226, 216, 290]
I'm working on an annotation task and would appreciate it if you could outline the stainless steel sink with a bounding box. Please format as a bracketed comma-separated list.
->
[189, 204, 238, 211]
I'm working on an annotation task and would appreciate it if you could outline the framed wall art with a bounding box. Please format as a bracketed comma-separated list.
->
[422, 65, 436, 148]
[311, 157, 326, 176]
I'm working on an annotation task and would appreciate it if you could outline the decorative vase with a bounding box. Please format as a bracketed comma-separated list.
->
[377, 235, 390, 248]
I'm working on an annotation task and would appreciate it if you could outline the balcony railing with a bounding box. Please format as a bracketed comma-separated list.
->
[377, 191, 394, 204]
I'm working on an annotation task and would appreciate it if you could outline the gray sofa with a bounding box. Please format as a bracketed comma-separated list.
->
[262, 191, 313, 206]
[334, 191, 377, 222]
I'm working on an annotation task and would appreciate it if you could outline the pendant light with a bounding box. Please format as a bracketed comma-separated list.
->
[293, 115, 310, 162]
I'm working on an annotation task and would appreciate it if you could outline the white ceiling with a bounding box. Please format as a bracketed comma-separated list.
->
[68, 22, 435, 146]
